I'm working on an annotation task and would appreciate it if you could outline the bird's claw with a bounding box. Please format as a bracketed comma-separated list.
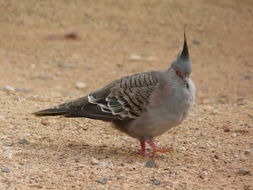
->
[134, 147, 173, 157]
[149, 147, 173, 157]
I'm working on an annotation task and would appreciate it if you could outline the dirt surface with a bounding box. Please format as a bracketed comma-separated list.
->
[0, 0, 253, 189]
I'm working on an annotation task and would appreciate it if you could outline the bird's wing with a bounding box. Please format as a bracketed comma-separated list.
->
[91, 71, 159, 119]
[34, 71, 160, 121]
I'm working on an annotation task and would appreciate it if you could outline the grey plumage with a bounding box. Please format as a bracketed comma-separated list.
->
[34, 31, 195, 156]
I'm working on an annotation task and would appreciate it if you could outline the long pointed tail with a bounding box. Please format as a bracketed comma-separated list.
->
[33, 107, 68, 116]
[33, 105, 120, 121]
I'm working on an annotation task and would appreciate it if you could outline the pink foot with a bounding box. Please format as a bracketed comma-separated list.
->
[133, 139, 149, 157]
[134, 139, 172, 157]
[147, 139, 173, 157]
[134, 150, 148, 156]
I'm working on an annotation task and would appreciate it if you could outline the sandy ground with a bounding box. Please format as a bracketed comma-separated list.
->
[0, 0, 253, 189]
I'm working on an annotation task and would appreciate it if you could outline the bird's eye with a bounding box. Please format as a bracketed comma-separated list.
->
[175, 69, 180, 76]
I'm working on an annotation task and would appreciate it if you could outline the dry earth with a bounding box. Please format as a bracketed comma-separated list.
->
[0, 0, 253, 189]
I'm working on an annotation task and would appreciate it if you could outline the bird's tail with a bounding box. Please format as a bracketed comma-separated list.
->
[33, 107, 68, 116]
[33, 96, 88, 117]
[33, 105, 121, 121]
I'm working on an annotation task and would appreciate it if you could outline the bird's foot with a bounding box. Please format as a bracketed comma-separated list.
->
[147, 139, 173, 157]
[133, 139, 149, 156]
[134, 139, 173, 157]
[150, 147, 173, 157]
[153, 147, 173, 153]
[133, 150, 149, 156]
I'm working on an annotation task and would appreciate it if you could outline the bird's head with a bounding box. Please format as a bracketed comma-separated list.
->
[171, 30, 191, 85]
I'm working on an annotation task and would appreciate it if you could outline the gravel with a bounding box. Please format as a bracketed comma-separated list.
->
[3, 85, 15, 92]
[145, 160, 157, 168]
[90, 158, 113, 167]
[152, 179, 161, 185]
[75, 82, 87, 89]
[236, 168, 251, 176]
[244, 150, 251, 156]
[223, 125, 230, 132]
[192, 39, 201, 45]
[3, 142, 14, 147]
[91, 158, 100, 165]
[96, 178, 107, 184]
[15, 88, 30, 92]
[18, 138, 28, 145]
[99, 161, 113, 168]
[2, 167, 10, 173]
[130, 54, 141, 61]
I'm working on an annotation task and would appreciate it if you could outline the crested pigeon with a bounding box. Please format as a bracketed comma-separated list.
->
[34, 31, 195, 157]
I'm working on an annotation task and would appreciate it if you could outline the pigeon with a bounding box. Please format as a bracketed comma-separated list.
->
[34, 31, 195, 157]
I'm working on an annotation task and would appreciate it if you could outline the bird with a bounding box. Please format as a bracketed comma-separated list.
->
[34, 31, 195, 157]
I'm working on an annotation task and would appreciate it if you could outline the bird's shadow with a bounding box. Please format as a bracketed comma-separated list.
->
[21, 140, 152, 163]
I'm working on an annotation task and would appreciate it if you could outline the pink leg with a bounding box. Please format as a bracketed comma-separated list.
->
[146, 139, 173, 157]
[135, 139, 148, 156]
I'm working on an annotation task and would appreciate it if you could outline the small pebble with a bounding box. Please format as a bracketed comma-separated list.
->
[199, 174, 205, 179]
[100, 161, 113, 168]
[244, 150, 251, 156]
[192, 39, 200, 45]
[197, 26, 204, 31]
[3, 142, 14, 147]
[58, 63, 73, 68]
[152, 179, 161, 185]
[41, 120, 50, 126]
[63, 32, 79, 40]
[223, 125, 230, 132]
[4, 152, 12, 159]
[244, 185, 252, 190]
[90, 158, 113, 167]
[3, 85, 15, 92]
[130, 54, 141, 61]
[74, 158, 80, 163]
[237, 168, 250, 175]
[75, 82, 87, 89]
[91, 158, 99, 165]
[1, 168, 10, 173]
[15, 88, 30, 93]
[244, 75, 251, 80]
[145, 160, 157, 168]
[18, 138, 28, 145]
[96, 178, 107, 184]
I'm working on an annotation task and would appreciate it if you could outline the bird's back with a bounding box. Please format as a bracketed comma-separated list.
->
[34, 70, 161, 121]
[115, 69, 195, 139]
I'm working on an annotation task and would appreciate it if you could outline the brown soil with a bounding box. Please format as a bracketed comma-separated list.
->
[0, 0, 253, 189]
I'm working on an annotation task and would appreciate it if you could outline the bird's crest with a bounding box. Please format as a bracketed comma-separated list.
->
[180, 26, 189, 61]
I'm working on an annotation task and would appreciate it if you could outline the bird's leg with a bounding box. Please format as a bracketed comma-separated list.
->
[146, 139, 173, 157]
[134, 139, 148, 156]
